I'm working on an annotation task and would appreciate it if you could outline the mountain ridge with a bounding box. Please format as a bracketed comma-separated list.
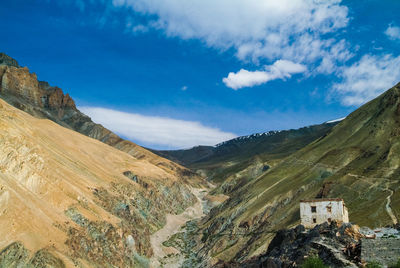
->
[153, 121, 339, 186]
[170, 82, 400, 266]
[0, 52, 201, 185]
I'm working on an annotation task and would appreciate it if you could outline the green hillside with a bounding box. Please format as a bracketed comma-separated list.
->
[154, 122, 337, 184]
[185, 82, 400, 265]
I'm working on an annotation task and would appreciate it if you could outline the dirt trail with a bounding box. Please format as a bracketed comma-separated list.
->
[347, 173, 398, 225]
[150, 188, 208, 268]
[386, 189, 398, 225]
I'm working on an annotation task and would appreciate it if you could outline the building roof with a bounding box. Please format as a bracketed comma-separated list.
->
[300, 198, 344, 203]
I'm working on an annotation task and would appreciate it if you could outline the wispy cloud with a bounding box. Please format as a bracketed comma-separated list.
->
[223, 60, 306, 90]
[80, 107, 237, 149]
[333, 54, 400, 106]
[133, 24, 149, 33]
[385, 24, 400, 40]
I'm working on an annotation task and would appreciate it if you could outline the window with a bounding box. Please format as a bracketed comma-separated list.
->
[311, 206, 317, 213]
[327, 206, 332, 213]
[313, 218, 317, 223]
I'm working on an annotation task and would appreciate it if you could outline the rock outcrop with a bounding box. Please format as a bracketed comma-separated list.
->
[221, 222, 361, 267]
[0, 64, 75, 111]
[0, 53, 20, 68]
[0, 242, 65, 268]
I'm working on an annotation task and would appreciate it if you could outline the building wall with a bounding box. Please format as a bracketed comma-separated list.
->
[343, 205, 349, 223]
[300, 200, 348, 228]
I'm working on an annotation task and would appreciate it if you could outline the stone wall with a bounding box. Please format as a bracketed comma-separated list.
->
[361, 238, 400, 266]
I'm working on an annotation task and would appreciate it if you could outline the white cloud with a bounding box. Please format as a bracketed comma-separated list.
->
[223, 70, 271, 90]
[385, 25, 400, 40]
[181, 85, 188, 91]
[80, 107, 237, 149]
[112, 0, 350, 70]
[223, 60, 307, 90]
[333, 54, 400, 106]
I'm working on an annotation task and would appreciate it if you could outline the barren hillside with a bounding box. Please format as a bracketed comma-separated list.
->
[0, 98, 202, 267]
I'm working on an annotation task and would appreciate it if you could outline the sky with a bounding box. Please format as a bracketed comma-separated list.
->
[1, 0, 400, 149]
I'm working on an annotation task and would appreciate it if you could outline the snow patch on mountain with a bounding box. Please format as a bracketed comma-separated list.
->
[325, 117, 346, 124]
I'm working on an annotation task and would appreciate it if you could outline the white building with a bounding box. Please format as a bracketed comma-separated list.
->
[300, 198, 349, 228]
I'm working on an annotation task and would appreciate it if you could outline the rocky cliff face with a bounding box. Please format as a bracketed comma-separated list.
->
[0, 65, 75, 111]
[0, 53, 200, 185]
[233, 222, 362, 267]
[0, 53, 20, 68]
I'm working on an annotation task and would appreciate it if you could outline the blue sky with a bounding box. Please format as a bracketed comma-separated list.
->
[1, 0, 400, 149]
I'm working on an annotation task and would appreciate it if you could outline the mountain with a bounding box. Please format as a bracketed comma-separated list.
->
[0, 53, 210, 267]
[0, 53, 198, 183]
[153, 122, 338, 184]
[3, 52, 400, 267]
[168, 82, 400, 266]
[0, 98, 202, 267]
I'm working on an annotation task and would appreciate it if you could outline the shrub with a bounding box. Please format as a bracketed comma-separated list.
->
[389, 259, 400, 268]
[301, 256, 328, 268]
[366, 261, 383, 268]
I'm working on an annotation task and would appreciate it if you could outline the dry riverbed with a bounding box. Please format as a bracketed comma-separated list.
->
[150, 188, 209, 268]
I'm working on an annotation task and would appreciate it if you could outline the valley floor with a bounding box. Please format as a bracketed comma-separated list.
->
[150, 187, 209, 268]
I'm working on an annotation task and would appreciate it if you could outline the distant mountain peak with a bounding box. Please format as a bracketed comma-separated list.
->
[0, 53, 20, 68]
[215, 130, 282, 147]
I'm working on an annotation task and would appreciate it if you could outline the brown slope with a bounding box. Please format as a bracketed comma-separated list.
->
[0, 98, 202, 267]
[0, 53, 202, 186]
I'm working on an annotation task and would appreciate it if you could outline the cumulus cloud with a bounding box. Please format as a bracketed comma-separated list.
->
[112, 0, 350, 69]
[385, 25, 400, 40]
[80, 107, 237, 149]
[223, 60, 307, 90]
[333, 54, 400, 106]
[223, 70, 272, 90]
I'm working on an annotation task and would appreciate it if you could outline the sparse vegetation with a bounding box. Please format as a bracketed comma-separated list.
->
[366, 261, 383, 268]
[301, 256, 328, 268]
[389, 259, 400, 268]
